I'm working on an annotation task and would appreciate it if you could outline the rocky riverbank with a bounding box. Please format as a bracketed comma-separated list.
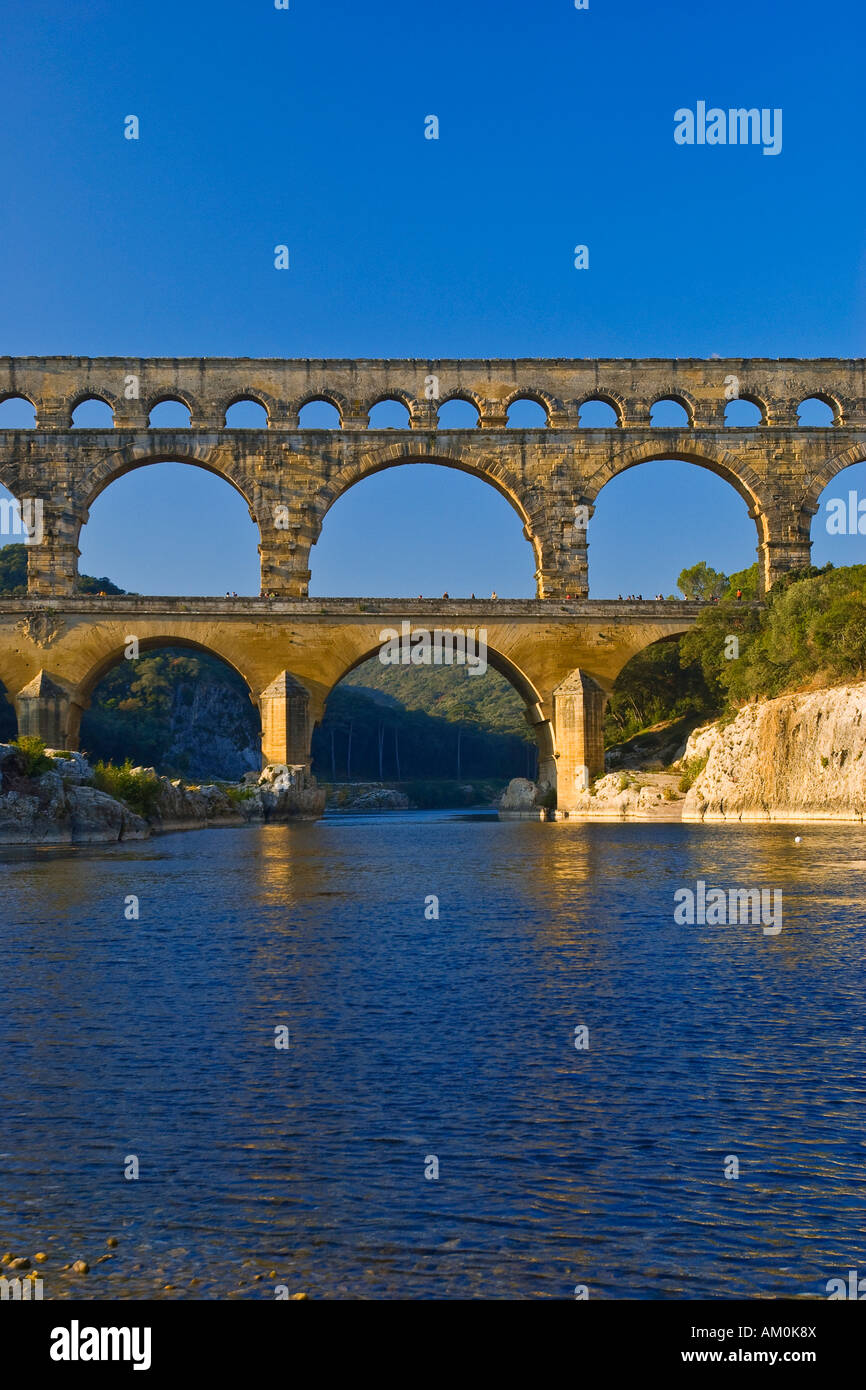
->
[682, 682, 866, 823]
[498, 770, 685, 821]
[0, 744, 325, 845]
[499, 682, 866, 823]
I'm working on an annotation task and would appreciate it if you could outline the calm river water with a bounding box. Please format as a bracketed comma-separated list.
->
[1, 812, 864, 1300]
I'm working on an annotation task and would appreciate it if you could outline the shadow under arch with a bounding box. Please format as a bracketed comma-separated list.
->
[317, 631, 556, 787]
[603, 631, 714, 755]
[0, 675, 17, 741]
[72, 635, 261, 754]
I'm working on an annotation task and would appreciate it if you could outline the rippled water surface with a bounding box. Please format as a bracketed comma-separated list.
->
[1, 812, 865, 1299]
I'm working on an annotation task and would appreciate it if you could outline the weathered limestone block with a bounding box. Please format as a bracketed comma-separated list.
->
[15, 670, 73, 747]
[553, 669, 608, 811]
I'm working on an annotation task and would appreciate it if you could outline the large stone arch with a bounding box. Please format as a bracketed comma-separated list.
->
[79, 441, 261, 515]
[799, 442, 866, 514]
[306, 444, 546, 582]
[71, 633, 261, 754]
[584, 440, 773, 591]
[319, 630, 557, 790]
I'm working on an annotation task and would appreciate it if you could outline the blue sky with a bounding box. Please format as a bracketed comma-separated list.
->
[1, 0, 865, 596]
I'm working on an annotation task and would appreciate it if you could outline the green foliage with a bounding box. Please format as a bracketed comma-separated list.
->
[77, 573, 127, 595]
[11, 735, 54, 776]
[80, 648, 258, 774]
[91, 760, 163, 817]
[399, 778, 505, 808]
[0, 543, 128, 596]
[722, 563, 761, 600]
[342, 656, 535, 740]
[312, 664, 536, 783]
[0, 543, 28, 595]
[678, 753, 708, 792]
[223, 784, 256, 806]
[677, 561, 729, 601]
[604, 637, 717, 744]
[681, 563, 866, 707]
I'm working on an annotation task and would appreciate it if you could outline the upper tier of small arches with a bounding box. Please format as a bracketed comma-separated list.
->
[0, 381, 852, 431]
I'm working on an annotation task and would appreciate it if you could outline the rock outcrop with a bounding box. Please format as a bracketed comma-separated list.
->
[551, 770, 682, 820]
[0, 745, 148, 844]
[0, 746, 325, 845]
[498, 777, 547, 819]
[252, 764, 327, 821]
[683, 682, 866, 822]
[327, 786, 410, 812]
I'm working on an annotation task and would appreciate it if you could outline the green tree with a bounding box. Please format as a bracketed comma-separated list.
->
[677, 561, 728, 601]
[0, 543, 128, 595]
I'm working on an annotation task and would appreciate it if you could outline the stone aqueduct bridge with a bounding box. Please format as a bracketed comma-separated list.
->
[0, 354, 862, 812]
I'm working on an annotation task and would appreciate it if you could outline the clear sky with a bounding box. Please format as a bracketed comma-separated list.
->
[1, 0, 864, 596]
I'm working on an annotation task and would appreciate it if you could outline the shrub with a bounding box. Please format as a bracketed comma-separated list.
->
[91, 760, 163, 817]
[11, 735, 54, 777]
[678, 753, 708, 793]
[223, 784, 256, 806]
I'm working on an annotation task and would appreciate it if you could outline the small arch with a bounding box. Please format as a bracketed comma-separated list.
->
[724, 397, 762, 427]
[149, 398, 192, 427]
[798, 396, 836, 427]
[367, 398, 412, 429]
[578, 397, 621, 428]
[72, 397, 115, 428]
[437, 397, 480, 428]
[650, 396, 691, 427]
[225, 398, 269, 428]
[506, 396, 548, 428]
[0, 395, 37, 428]
[298, 397, 342, 428]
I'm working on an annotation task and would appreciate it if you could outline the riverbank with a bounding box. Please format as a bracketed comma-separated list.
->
[499, 682, 866, 824]
[683, 681, 866, 823]
[0, 743, 324, 845]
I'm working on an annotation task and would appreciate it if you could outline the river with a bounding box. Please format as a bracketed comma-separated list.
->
[1, 811, 864, 1299]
